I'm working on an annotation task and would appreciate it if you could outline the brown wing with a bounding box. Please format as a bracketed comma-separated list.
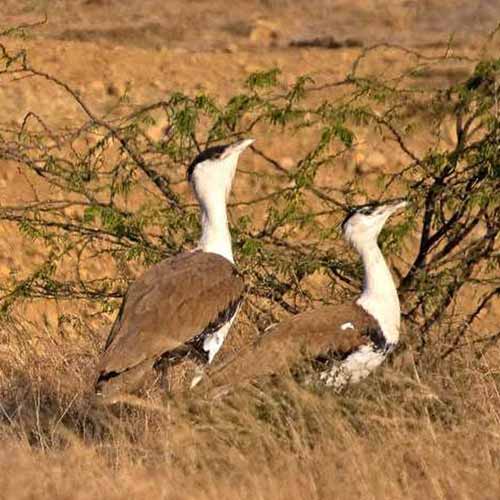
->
[207, 303, 381, 384]
[96, 251, 244, 382]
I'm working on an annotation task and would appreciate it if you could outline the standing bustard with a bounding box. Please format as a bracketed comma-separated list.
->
[207, 200, 407, 390]
[95, 138, 254, 402]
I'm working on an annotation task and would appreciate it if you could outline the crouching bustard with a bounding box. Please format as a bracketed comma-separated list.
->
[206, 200, 407, 391]
[94, 138, 254, 402]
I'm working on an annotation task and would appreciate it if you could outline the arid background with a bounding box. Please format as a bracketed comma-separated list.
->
[1, 1, 500, 499]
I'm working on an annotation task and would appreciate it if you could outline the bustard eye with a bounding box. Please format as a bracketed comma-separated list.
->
[187, 144, 230, 181]
[342, 204, 378, 228]
[358, 206, 377, 215]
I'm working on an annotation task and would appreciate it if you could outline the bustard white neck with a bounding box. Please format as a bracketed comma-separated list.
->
[198, 191, 233, 263]
[190, 138, 254, 264]
[356, 240, 400, 343]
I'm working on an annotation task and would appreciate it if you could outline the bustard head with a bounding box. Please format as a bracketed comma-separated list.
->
[342, 199, 407, 250]
[188, 138, 254, 203]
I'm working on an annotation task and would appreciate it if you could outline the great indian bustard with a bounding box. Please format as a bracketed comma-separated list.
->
[94, 138, 254, 402]
[206, 199, 407, 390]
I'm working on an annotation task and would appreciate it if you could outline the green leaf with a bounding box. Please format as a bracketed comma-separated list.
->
[245, 68, 281, 90]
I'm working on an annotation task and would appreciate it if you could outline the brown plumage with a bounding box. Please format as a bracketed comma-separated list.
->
[95, 250, 244, 401]
[206, 199, 408, 391]
[207, 303, 383, 386]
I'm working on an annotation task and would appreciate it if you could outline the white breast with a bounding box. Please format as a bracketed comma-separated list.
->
[319, 345, 387, 390]
[202, 306, 240, 363]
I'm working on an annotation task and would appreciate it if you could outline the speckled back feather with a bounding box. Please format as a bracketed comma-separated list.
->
[95, 250, 244, 400]
[207, 303, 383, 385]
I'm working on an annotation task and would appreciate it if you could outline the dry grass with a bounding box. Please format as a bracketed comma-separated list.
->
[1, 321, 499, 500]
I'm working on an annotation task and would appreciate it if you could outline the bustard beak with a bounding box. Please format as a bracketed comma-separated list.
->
[222, 138, 255, 158]
[380, 199, 408, 217]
